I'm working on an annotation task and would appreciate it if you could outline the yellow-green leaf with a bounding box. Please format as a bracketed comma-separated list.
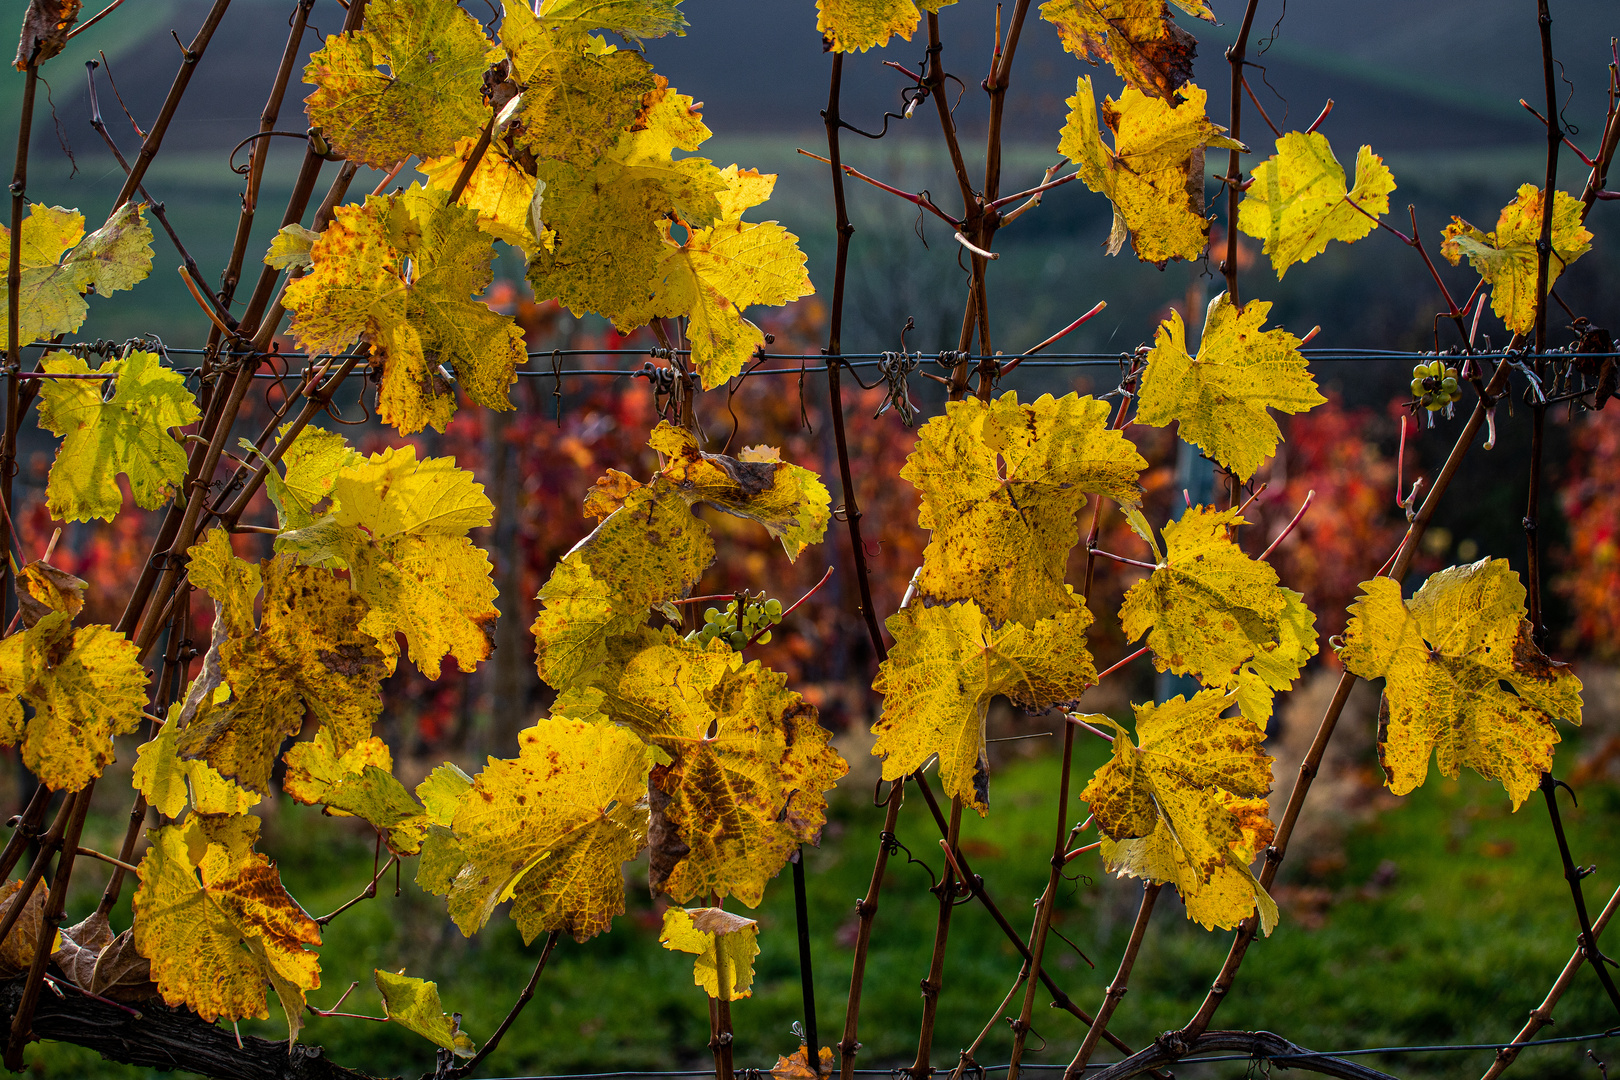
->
[262, 424, 363, 533]
[658, 907, 759, 1000]
[419, 138, 540, 253]
[1134, 292, 1325, 482]
[263, 224, 320, 272]
[901, 391, 1146, 625]
[0, 201, 153, 342]
[36, 349, 200, 522]
[133, 706, 261, 819]
[1338, 558, 1582, 809]
[1238, 132, 1396, 279]
[375, 970, 476, 1057]
[872, 600, 1096, 815]
[1440, 185, 1592, 336]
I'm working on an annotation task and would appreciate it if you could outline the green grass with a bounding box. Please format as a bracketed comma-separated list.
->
[24, 726, 1620, 1080]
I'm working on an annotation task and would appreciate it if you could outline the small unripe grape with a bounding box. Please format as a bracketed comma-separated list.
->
[1410, 378, 1425, 396]
[756, 630, 772, 645]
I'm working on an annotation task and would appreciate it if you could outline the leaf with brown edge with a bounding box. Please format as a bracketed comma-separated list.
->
[53, 912, 158, 1004]
[1338, 558, 1583, 809]
[176, 531, 386, 795]
[1134, 292, 1325, 482]
[283, 730, 425, 854]
[1084, 690, 1278, 933]
[0, 879, 57, 977]
[16, 0, 81, 68]
[901, 391, 1146, 626]
[433, 715, 653, 943]
[648, 422, 830, 560]
[583, 468, 643, 521]
[659, 907, 759, 1000]
[773, 1046, 837, 1080]
[132, 819, 321, 1044]
[871, 600, 1096, 815]
[576, 634, 848, 906]
[301, 0, 495, 168]
[15, 559, 84, 628]
[1039, 0, 1204, 101]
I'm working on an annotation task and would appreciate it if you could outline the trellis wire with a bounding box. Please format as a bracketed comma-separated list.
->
[462, 1024, 1620, 1078]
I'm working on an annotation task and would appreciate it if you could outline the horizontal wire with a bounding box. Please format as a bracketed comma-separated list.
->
[467, 1027, 1620, 1079]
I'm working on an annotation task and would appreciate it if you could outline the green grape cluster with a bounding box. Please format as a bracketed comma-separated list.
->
[688, 593, 784, 650]
[1410, 359, 1463, 414]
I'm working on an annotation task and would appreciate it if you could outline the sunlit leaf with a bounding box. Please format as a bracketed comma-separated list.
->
[1238, 132, 1396, 278]
[0, 201, 153, 342]
[375, 970, 476, 1057]
[1040, 0, 1204, 101]
[658, 907, 759, 1000]
[1441, 185, 1592, 336]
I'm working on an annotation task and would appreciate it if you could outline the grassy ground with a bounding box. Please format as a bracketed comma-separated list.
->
[20, 715, 1620, 1080]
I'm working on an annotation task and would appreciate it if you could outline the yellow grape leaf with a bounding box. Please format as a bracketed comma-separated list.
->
[282, 729, 425, 854]
[415, 763, 473, 896]
[419, 138, 540, 253]
[36, 349, 200, 522]
[16, 559, 84, 627]
[1231, 587, 1318, 729]
[0, 201, 152, 342]
[1441, 185, 1592, 336]
[658, 907, 759, 1000]
[132, 819, 321, 1042]
[263, 224, 319, 272]
[432, 716, 653, 943]
[1338, 558, 1583, 809]
[531, 0, 688, 40]
[1041, 0, 1204, 101]
[375, 970, 475, 1058]
[816, 0, 918, 52]
[277, 444, 499, 679]
[527, 81, 727, 327]
[282, 729, 393, 805]
[773, 1047, 837, 1080]
[1238, 132, 1396, 278]
[579, 635, 847, 906]
[262, 424, 363, 533]
[872, 600, 1096, 814]
[1119, 506, 1307, 696]
[648, 422, 830, 560]
[176, 531, 386, 794]
[583, 468, 643, 521]
[531, 477, 714, 689]
[1135, 292, 1325, 482]
[0, 608, 145, 793]
[1058, 77, 1243, 264]
[1084, 691, 1278, 933]
[302, 0, 494, 167]
[133, 706, 261, 819]
[901, 391, 1147, 625]
[500, 4, 657, 167]
[282, 185, 524, 434]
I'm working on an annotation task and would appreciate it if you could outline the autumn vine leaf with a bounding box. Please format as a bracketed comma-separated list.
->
[901, 391, 1147, 625]
[1084, 691, 1279, 933]
[530, 0, 689, 41]
[429, 716, 653, 943]
[134, 707, 261, 819]
[375, 970, 476, 1057]
[301, 0, 495, 168]
[414, 762, 474, 897]
[1058, 77, 1244, 264]
[1441, 185, 1592, 336]
[280, 185, 524, 434]
[276, 443, 499, 679]
[1119, 506, 1315, 710]
[815, 0, 965, 53]
[419, 138, 540, 254]
[570, 634, 848, 905]
[872, 600, 1096, 814]
[261, 424, 362, 533]
[35, 349, 200, 522]
[0, 880, 55, 978]
[659, 907, 759, 1000]
[648, 421, 831, 559]
[531, 477, 714, 689]
[0, 201, 153, 342]
[1040, 0, 1207, 100]
[1238, 131, 1397, 278]
[176, 530, 386, 794]
[283, 730, 426, 855]
[1338, 558, 1583, 809]
[133, 818, 321, 1043]
[0, 571, 145, 792]
[1135, 293, 1325, 481]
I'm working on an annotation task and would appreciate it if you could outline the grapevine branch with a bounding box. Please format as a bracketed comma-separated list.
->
[1539, 774, 1620, 1019]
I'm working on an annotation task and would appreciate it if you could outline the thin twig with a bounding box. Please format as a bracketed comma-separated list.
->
[1066, 884, 1162, 1076]
[446, 933, 561, 1078]
[1539, 774, 1620, 1019]
[316, 854, 399, 925]
[795, 150, 961, 227]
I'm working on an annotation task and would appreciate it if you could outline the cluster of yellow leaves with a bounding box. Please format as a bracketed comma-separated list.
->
[375, 970, 476, 1058]
[659, 907, 759, 1000]
[1238, 131, 1397, 279]
[0, 561, 145, 791]
[1040, 0, 1211, 100]
[1135, 293, 1325, 482]
[274, 436, 499, 679]
[132, 815, 320, 1043]
[815, 0, 956, 53]
[873, 601, 1096, 814]
[1058, 77, 1244, 264]
[1119, 506, 1318, 727]
[1082, 692, 1279, 932]
[901, 392, 1146, 625]
[35, 349, 199, 522]
[1339, 558, 1583, 809]
[283, 730, 427, 855]
[279, 185, 525, 434]
[417, 715, 653, 943]
[1441, 185, 1592, 336]
[0, 201, 152, 343]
